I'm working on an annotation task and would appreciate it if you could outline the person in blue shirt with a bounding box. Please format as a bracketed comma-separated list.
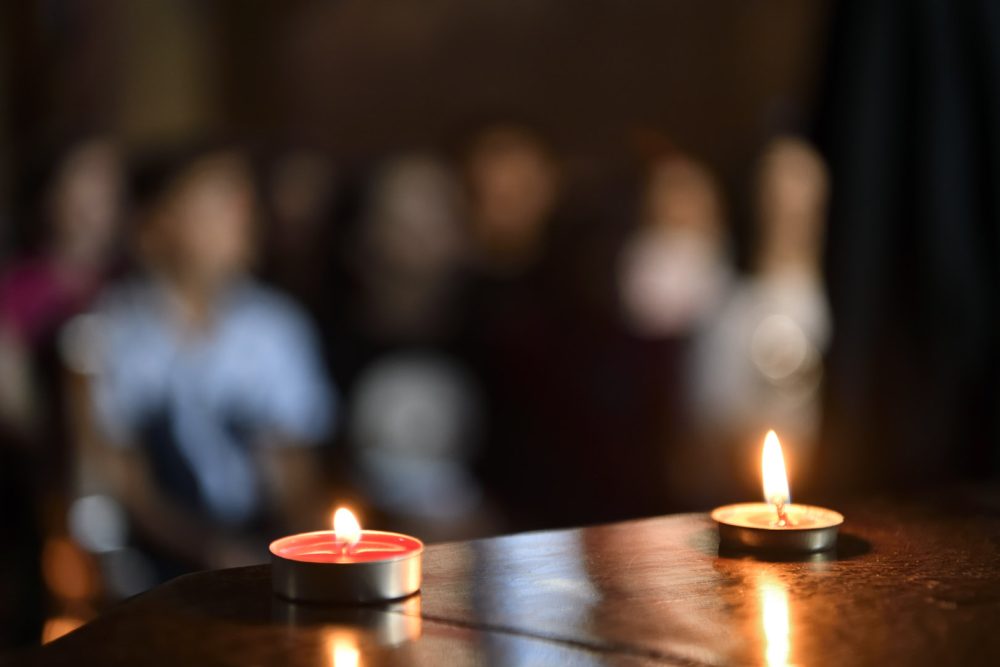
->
[84, 144, 336, 580]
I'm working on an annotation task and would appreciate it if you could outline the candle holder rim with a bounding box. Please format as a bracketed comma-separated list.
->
[269, 529, 425, 563]
[710, 501, 844, 529]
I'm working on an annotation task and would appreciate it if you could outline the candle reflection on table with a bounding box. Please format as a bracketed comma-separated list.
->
[326, 630, 361, 667]
[271, 594, 421, 667]
[757, 572, 792, 667]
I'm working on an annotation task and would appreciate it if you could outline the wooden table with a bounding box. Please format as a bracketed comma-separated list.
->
[14, 490, 1000, 666]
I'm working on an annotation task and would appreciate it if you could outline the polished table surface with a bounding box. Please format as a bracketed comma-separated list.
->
[14, 491, 1000, 666]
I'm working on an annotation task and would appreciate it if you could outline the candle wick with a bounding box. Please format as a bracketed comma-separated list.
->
[772, 499, 791, 527]
[336, 536, 356, 556]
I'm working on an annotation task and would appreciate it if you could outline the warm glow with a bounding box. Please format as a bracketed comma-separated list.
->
[41, 615, 87, 644]
[41, 537, 98, 601]
[333, 507, 362, 549]
[761, 430, 790, 507]
[759, 574, 791, 667]
[327, 631, 361, 667]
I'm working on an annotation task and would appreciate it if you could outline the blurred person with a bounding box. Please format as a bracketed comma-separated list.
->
[456, 123, 563, 528]
[463, 123, 560, 276]
[81, 145, 336, 584]
[457, 122, 635, 529]
[354, 155, 467, 342]
[618, 152, 732, 338]
[685, 136, 831, 503]
[345, 156, 492, 539]
[0, 137, 122, 647]
[0, 137, 123, 439]
[460, 124, 683, 526]
[614, 151, 734, 512]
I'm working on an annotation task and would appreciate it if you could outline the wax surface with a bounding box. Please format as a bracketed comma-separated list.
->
[711, 502, 843, 530]
[270, 530, 423, 564]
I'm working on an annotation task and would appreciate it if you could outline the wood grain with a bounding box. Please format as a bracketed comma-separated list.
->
[16, 492, 1000, 666]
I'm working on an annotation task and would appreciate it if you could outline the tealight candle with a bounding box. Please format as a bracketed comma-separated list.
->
[270, 508, 423, 603]
[712, 431, 843, 552]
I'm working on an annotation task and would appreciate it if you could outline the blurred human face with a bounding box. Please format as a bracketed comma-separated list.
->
[758, 138, 828, 225]
[152, 154, 255, 289]
[370, 158, 463, 276]
[644, 156, 720, 235]
[50, 139, 123, 265]
[756, 137, 829, 266]
[467, 130, 558, 257]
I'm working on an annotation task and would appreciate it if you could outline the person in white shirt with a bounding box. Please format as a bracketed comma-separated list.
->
[683, 136, 831, 504]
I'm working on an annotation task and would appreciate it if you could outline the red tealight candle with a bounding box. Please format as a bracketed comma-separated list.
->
[270, 508, 423, 603]
[271, 531, 420, 564]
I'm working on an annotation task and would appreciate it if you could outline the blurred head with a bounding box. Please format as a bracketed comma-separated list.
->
[47, 137, 123, 267]
[755, 136, 829, 270]
[365, 155, 464, 278]
[137, 148, 256, 291]
[619, 152, 729, 337]
[463, 124, 559, 268]
[643, 152, 722, 237]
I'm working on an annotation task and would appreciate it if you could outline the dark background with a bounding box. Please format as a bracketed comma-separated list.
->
[1, 1, 828, 190]
[3, 0, 1000, 652]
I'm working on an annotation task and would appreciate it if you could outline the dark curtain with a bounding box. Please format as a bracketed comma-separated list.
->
[816, 0, 1000, 495]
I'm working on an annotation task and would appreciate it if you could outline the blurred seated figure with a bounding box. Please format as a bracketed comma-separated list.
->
[346, 156, 491, 540]
[457, 122, 574, 529]
[464, 123, 560, 277]
[354, 155, 467, 343]
[615, 150, 734, 512]
[0, 137, 122, 646]
[617, 149, 733, 512]
[82, 145, 336, 586]
[687, 136, 831, 501]
[0, 136, 123, 441]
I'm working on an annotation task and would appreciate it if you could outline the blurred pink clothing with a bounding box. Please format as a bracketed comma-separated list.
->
[0, 256, 103, 345]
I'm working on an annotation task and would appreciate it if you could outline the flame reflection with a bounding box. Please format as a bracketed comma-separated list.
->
[288, 596, 422, 666]
[758, 572, 791, 667]
[327, 630, 361, 667]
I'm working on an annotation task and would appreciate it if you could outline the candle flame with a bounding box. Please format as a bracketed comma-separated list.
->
[761, 430, 790, 508]
[333, 507, 362, 549]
